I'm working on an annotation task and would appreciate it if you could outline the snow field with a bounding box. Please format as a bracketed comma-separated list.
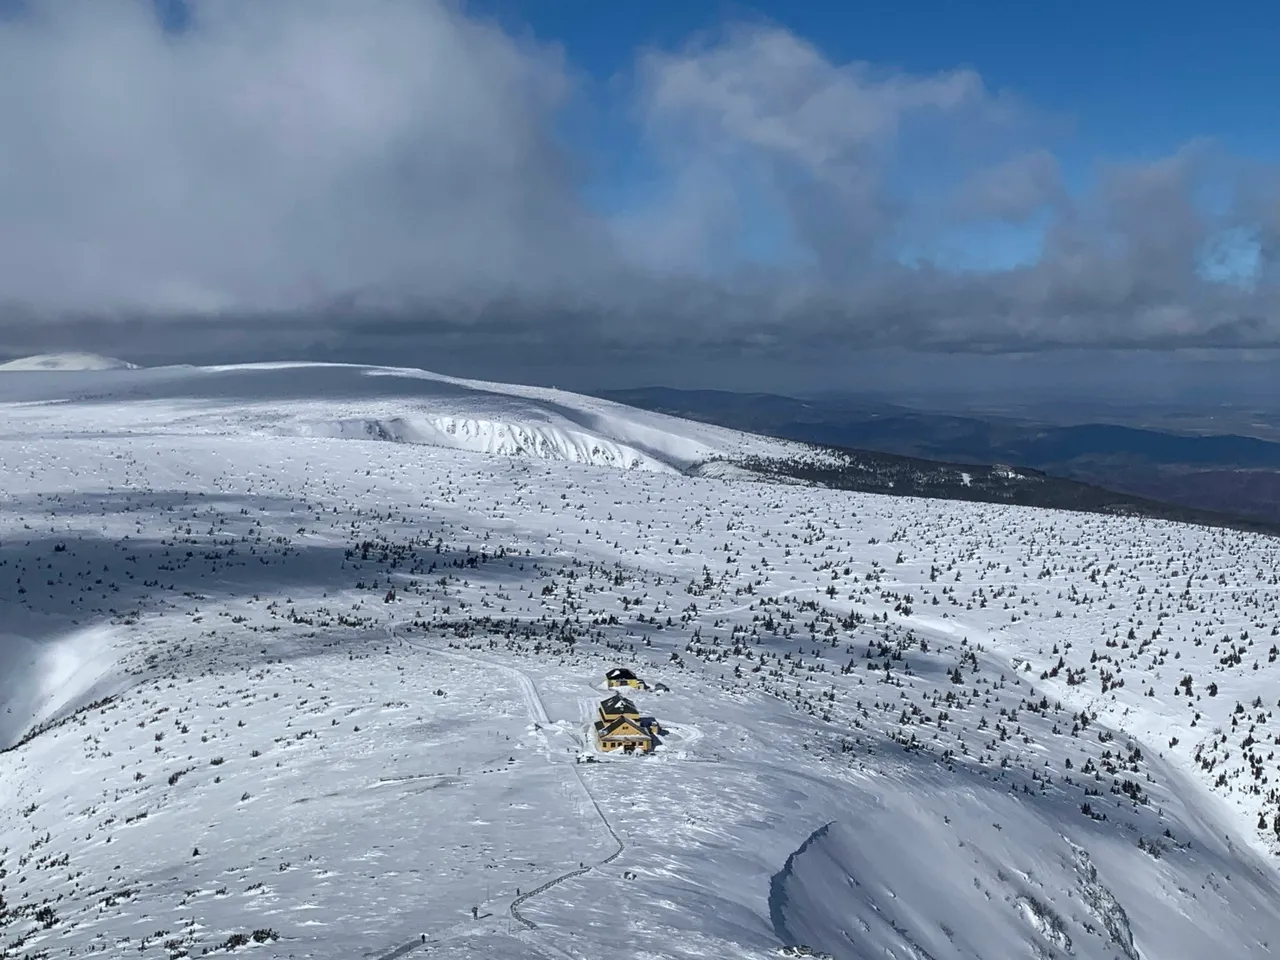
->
[0, 361, 1279, 959]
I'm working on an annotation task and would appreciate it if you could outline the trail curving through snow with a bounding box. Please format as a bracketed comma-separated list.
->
[370, 621, 625, 959]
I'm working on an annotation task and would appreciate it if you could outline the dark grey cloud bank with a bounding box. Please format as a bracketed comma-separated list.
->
[1, 1, 1278, 391]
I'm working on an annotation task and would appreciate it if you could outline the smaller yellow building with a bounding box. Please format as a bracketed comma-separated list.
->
[605, 667, 647, 690]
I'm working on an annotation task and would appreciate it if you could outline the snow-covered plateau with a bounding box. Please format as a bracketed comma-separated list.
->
[0, 354, 138, 372]
[1, 360, 1278, 960]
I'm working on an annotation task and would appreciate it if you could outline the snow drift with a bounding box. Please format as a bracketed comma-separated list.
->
[768, 781, 1277, 960]
[0, 622, 121, 752]
[283, 416, 678, 473]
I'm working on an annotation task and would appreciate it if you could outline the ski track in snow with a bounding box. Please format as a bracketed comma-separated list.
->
[0, 360, 1278, 960]
[369, 625, 625, 958]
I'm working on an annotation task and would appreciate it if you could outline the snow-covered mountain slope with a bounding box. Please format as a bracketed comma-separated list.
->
[2, 363, 1280, 960]
[0, 360, 823, 475]
[0, 352, 138, 371]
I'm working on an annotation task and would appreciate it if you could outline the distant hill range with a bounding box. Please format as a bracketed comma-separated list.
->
[601, 387, 1280, 533]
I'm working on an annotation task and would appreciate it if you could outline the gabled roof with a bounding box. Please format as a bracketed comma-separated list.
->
[599, 693, 639, 716]
[606, 667, 638, 680]
[597, 716, 651, 740]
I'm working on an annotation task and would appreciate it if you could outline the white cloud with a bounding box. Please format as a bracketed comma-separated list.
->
[952, 149, 1064, 223]
[0, 0, 601, 312]
[635, 25, 1013, 276]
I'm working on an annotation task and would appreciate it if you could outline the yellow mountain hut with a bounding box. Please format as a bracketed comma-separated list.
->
[595, 715, 654, 754]
[594, 694, 660, 754]
[605, 667, 647, 690]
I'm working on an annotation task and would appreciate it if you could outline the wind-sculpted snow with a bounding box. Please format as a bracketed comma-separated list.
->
[766, 793, 1218, 960]
[0, 622, 121, 752]
[283, 415, 677, 472]
[1, 361, 1279, 959]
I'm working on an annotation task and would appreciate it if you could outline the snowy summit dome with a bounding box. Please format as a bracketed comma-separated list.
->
[0, 352, 139, 372]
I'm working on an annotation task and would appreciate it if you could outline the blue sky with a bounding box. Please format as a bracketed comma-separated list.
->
[467, 0, 1279, 275]
[476, 0, 1280, 162]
